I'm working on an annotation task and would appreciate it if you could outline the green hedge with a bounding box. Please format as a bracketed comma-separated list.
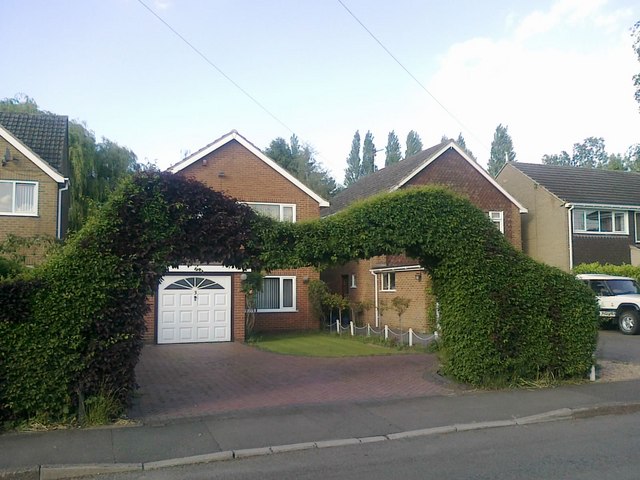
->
[252, 186, 599, 385]
[574, 262, 640, 283]
[0, 172, 257, 423]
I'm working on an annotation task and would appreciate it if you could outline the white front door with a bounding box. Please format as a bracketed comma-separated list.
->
[157, 275, 231, 344]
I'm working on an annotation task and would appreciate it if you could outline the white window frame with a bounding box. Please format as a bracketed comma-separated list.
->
[380, 272, 396, 292]
[245, 202, 296, 222]
[350, 274, 357, 288]
[573, 208, 628, 235]
[255, 276, 297, 312]
[488, 211, 504, 233]
[0, 180, 38, 216]
[635, 212, 640, 243]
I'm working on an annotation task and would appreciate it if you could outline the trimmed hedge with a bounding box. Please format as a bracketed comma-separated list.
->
[0, 172, 257, 423]
[252, 186, 599, 385]
[1, 178, 600, 423]
[574, 262, 640, 284]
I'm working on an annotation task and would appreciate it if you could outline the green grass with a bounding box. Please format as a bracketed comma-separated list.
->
[249, 332, 415, 357]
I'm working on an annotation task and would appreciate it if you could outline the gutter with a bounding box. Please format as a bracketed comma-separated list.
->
[370, 269, 379, 327]
[565, 203, 574, 271]
[57, 178, 70, 239]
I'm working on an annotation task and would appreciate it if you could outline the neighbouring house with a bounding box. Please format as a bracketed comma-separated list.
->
[321, 141, 527, 334]
[143, 130, 329, 344]
[0, 112, 70, 264]
[496, 162, 640, 271]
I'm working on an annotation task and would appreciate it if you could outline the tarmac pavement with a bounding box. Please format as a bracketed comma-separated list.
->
[2, 335, 640, 479]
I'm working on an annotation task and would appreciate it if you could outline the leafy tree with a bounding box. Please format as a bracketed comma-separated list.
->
[487, 124, 516, 177]
[0, 95, 139, 232]
[572, 137, 607, 168]
[627, 144, 640, 171]
[604, 153, 626, 171]
[385, 130, 402, 166]
[405, 130, 423, 158]
[455, 133, 476, 161]
[542, 137, 607, 168]
[361, 130, 377, 176]
[344, 130, 362, 186]
[265, 135, 338, 198]
[633, 20, 640, 112]
[541, 151, 572, 166]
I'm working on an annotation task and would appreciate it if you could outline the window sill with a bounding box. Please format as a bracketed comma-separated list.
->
[256, 309, 299, 314]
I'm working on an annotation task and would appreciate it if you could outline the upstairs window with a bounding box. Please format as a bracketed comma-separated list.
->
[636, 212, 640, 243]
[488, 211, 504, 233]
[0, 181, 38, 216]
[573, 209, 627, 234]
[247, 202, 295, 222]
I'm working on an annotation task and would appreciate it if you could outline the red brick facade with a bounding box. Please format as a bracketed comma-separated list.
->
[145, 134, 326, 343]
[321, 146, 523, 333]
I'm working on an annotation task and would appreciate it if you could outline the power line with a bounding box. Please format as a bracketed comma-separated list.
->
[136, 0, 296, 136]
[336, 0, 488, 150]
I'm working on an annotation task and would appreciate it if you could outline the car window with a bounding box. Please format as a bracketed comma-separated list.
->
[606, 279, 640, 295]
[589, 281, 610, 296]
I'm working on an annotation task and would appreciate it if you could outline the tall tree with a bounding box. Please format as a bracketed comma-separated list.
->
[455, 133, 477, 161]
[405, 130, 423, 158]
[487, 124, 516, 177]
[541, 150, 572, 166]
[633, 20, 640, 112]
[572, 137, 607, 168]
[344, 130, 362, 186]
[0, 95, 139, 231]
[361, 130, 377, 176]
[265, 135, 337, 198]
[385, 130, 402, 166]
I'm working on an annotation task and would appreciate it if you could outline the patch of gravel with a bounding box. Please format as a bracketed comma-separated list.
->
[598, 360, 640, 382]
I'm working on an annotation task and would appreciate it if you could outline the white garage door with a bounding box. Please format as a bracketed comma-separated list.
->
[158, 275, 231, 344]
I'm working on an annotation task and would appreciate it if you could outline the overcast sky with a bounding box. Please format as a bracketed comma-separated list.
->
[2, 0, 639, 183]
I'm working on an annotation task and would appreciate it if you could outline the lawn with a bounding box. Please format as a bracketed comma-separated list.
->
[250, 332, 412, 357]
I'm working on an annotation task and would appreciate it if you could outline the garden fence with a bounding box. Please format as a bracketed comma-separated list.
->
[324, 321, 438, 348]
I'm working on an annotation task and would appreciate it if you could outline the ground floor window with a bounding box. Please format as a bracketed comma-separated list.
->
[255, 276, 296, 312]
[381, 272, 396, 291]
[0, 180, 38, 215]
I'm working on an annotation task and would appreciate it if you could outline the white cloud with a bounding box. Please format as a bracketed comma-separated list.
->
[423, 0, 640, 167]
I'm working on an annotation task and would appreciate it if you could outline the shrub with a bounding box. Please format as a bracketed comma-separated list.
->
[252, 186, 599, 386]
[574, 262, 640, 283]
[0, 172, 258, 423]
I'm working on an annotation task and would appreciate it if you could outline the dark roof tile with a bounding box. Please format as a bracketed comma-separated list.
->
[0, 112, 68, 174]
[509, 163, 640, 207]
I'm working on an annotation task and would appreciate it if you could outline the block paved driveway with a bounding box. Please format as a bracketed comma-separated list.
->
[130, 342, 454, 423]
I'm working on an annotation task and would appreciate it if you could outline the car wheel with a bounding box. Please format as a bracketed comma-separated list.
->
[618, 309, 640, 335]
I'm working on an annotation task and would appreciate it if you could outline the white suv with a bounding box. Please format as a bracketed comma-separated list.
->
[577, 274, 640, 335]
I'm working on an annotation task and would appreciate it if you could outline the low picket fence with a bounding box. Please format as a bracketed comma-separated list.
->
[325, 321, 438, 347]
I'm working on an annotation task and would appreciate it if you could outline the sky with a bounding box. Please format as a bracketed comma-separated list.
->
[2, 0, 639, 184]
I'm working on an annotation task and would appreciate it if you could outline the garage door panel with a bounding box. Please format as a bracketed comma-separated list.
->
[158, 275, 231, 344]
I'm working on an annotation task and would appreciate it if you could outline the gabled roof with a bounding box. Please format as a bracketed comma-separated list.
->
[0, 112, 68, 175]
[0, 121, 66, 184]
[168, 130, 330, 207]
[506, 162, 640, 208]
[324, 141, 527, 215]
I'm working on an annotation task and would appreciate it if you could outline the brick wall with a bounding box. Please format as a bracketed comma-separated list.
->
[0, 137, 60, 265]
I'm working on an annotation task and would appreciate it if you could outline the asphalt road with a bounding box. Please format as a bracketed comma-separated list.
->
[597, 329, 640, 363]
[91, 412, 640, 480]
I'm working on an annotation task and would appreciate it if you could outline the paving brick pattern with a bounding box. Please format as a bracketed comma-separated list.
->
[131, 343, 452, 423]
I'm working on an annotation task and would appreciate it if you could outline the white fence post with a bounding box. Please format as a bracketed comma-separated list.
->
[350, 321, 354, 336]
[384, 325, 389, 340]
[367, 323, 371, 337]
[409, 328, 413, 347]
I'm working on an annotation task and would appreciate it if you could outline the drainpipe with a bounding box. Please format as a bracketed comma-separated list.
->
[370, 269, 379, 328]
[566, 203, 574, 271]
[57, 178, 70, 239]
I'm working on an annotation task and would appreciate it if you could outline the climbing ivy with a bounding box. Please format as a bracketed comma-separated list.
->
[251, 186, 599, 385]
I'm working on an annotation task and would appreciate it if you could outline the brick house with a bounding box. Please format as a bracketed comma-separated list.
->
[143, 130, 329, 344]
[497, 162, 640, 271]
[321, 141, 527, 333]
[0, 113, 70, 264]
